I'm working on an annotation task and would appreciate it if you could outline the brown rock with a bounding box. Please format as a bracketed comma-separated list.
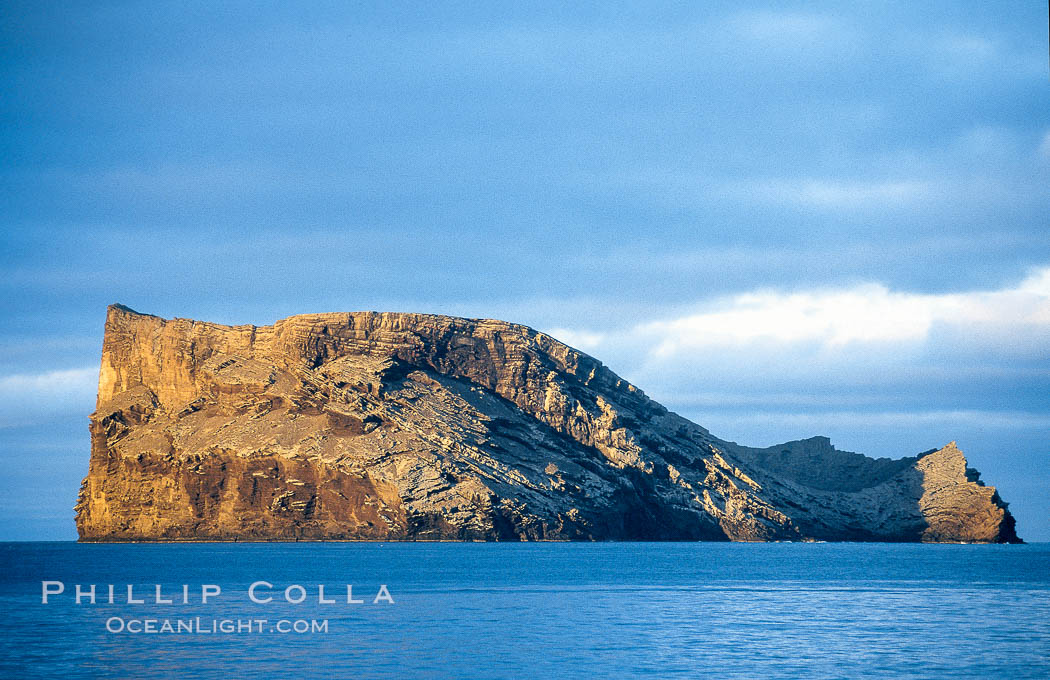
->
[75, 305, 1021, 543]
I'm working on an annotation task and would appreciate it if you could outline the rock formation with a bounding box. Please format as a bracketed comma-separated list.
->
[75, 305, 1020, 543]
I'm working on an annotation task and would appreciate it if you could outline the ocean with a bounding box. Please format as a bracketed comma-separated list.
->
[1, 542, 1047, 679]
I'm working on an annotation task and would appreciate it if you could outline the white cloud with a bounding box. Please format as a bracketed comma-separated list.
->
[0, 367, 98, 428]
[726, 11, 844, 43]
[1039, 131, 1050, 159]
[0, 367, 98, 394]
[955, 126, 1018, 156]
[548, 265, 1050, 365]
[922, 31, 1046, 81]
[1019, 266, 1050, 296]
[938, 34, 997, 61]
[695, 409, 1050, 431]
[641, 284, 933, 356]
[749, 179, 937, 209]
[545, 328, 606, 352]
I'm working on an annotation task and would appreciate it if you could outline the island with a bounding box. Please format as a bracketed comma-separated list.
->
[76, 304, 1020, 543]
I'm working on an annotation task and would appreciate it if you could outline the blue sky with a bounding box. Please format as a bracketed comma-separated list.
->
[1, 1, 1047, 540]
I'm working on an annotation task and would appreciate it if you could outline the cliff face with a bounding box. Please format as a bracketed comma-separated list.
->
[76, 305, 1020, 543]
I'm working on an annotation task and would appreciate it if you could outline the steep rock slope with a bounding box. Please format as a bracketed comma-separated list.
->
[76, 305, 1020, 542]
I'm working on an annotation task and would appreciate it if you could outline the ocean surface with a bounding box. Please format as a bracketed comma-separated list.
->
[0, 542, 1047, 679]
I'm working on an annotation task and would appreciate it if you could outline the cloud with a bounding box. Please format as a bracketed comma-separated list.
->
[1040, 131, 1050, 159]
[629, 266, 1050, 355]
[717, 178, 939, 211]
[1019, 266, 1050, 296]
[0, 367, 98, 395]
[725, 11, 846, 44]
[641, 284, 932, 354]
[913, 29, 1047, 82]
[691, 409, 1050, 431]
[937, 34, 996, 61]
[794, 181, 934, 207]
[0, 367, 97, 428]
[542, 265, 1050, 401]
[545, 328, 606, 352]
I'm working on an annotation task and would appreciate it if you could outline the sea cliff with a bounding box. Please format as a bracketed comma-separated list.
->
[76, 305, 1019, 543]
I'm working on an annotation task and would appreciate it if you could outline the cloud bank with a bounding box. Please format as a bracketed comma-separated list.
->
[554, 265, 1049, 353]
[546, 265, 1050, 424]
[0, 367, 98, 428]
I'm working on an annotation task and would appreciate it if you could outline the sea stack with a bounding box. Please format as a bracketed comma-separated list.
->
[76, 304, 1020, 543]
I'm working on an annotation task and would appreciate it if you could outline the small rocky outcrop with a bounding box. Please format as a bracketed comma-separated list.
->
[75, 305, 1020, 543]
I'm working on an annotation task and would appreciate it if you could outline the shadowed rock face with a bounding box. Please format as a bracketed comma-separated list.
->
[76, 305, 1020, 543]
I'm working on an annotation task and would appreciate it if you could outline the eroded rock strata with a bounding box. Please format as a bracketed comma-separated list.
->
[76, 305, 1020, 543]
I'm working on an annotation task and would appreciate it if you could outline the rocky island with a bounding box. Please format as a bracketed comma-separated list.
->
[76, 304, 1020, 543]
